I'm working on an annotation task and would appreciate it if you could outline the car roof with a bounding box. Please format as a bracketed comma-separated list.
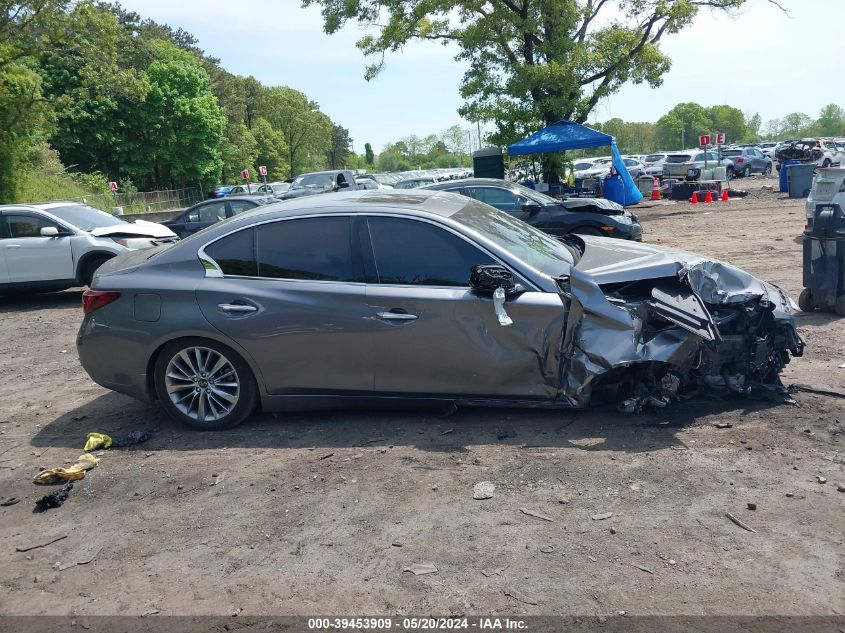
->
[421, 178, 518, 188]
[225, 189, 471, 222]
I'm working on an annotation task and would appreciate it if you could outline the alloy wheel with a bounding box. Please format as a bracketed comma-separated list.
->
[164, 346, 240, 423]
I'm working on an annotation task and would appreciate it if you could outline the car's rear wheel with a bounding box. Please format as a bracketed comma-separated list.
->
[823, 160, 831, 168]
[763, 164, 772, 176]
[154, 338, 258, 430]
[798, 288, 815, 313]
[726, 166, 735, 180]
[835, 294, 845, 317]
[742, 166, 751, 178]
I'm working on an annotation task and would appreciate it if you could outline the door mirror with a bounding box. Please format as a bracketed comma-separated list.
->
[470, 264, 516, 294]
[521, 201, 542, 215]
[40, 226, 59, 237]
[337, 180, 350, 189]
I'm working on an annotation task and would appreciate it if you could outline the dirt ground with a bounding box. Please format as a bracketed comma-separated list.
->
[0, 176, 842, 619]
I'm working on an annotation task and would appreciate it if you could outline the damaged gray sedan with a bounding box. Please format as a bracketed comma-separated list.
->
[77, 190, 804, 429]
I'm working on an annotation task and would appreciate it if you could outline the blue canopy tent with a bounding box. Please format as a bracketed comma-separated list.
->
[507, 120, 642, 206]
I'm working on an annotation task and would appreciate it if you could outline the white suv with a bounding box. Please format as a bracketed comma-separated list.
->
[0, 202, 178, 293]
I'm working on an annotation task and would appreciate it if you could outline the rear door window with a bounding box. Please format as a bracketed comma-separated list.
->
[467, 187, 526, 213]
[367, 216, 494, 287]
[256, 217, 354, 281]
[204, 228, 257, 277]
[188, 201, 227, 223]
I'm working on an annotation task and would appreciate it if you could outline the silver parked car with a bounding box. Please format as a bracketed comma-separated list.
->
[662, 150, 736, 180]
[77, 190, 803, 430]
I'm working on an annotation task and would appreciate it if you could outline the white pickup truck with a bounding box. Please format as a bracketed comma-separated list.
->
[0, 202, 178, 293]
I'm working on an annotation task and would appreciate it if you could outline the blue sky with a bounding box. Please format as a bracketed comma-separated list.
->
[120, 0, 843, 152]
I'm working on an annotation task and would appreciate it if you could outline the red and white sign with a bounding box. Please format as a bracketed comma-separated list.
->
[715, 132, 726, 145]
[108, 181, 118, 192]
[258, 165, 267, 176]
[698, 134, 711, 147]
[240, 169, 250, 180]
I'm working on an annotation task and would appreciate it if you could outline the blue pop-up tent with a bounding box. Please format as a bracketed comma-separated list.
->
[507, 120, 642, 206]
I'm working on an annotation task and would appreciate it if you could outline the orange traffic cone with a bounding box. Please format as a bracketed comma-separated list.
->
[704, 190, 713, 204]
[720, 188, 729, 202]
[690, 191, 698, 205]
[650, 178, 661, 200]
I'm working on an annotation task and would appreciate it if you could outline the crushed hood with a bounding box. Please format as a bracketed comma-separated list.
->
[575, 236, 791, 309]
[91, 219, 177, 239]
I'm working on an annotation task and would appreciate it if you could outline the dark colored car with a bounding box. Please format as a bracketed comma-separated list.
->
[163, 196, 275, 239]
[208, 186, 233, 199]
[77, 190, 802, 430]
[422, 178, 642, 240]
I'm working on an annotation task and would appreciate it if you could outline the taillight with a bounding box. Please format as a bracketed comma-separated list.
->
[737, 157, 745, 163]
[82, 290, 121, 315]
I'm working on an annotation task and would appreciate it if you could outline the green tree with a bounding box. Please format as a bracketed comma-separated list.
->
[707, 105, 746, 146]
[326, 123, 352, 169]
[744, 112, 762, 142]
[252, 117, 289, 180]
[816, 104, 845, 137]
[130, 40, 225, 189]
[304, 0, 780, 146]
[260, 86, 332, 177]
[780, 112, 812, 138]
[220, 121, 257, 182]
[655, 102, 711, 150]
[364, 142, 374, 165]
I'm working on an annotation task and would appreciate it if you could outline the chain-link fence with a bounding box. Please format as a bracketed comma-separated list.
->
[71, 187, 203, 214]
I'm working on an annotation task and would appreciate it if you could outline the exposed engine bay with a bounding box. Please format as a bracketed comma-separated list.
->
[554, 239, 805, 413]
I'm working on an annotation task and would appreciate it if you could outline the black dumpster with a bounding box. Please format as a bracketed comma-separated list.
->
[799, 203, 845, 316]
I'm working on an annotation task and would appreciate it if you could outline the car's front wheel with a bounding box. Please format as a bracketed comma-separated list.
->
[763, 164, 772, 176]
[726, 166, 735, 180]
[153, 338, 258, 430]
[81, 255, 112, 287]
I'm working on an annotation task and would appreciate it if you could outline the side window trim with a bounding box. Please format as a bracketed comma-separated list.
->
[361, 213, 515, 289]
[198, 214, 361, 283]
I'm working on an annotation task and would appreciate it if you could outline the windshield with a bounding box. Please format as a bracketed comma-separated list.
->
[574, 162, 595, 170]
[291, 173, 334, 190]
[452, 199, 576, 277]
[47, 204, 125, 231]
[504, 182, 560, 206]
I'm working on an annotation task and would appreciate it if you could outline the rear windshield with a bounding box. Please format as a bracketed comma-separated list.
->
[666, 154, 693, 163]
[645, 154, 665, 162]
[721, 149, 742, 157]
[574, 162, 595, 169]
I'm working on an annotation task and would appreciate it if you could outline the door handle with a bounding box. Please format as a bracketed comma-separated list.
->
[217, 303, 257, 314]
[376, 311, 418, 321]
[5, 244, 20, 249]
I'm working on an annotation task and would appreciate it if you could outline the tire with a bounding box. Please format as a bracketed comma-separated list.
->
[153, 337, 258, 430]
[726, 166, 735, 180]
[835, 295, 845, 317]
[798, 288, 815, 313]
[763, 164, 772, 176]
[81, 255, 112, 287]
[823, 160, 832, 168]
[571, 227, 603, 237]
[742, 166, 751, 178]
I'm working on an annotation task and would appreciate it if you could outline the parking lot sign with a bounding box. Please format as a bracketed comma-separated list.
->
[699, 134, 711, 147]
[716, 132, 726, 145]
[259, 165, 267, 176]
[109, 181, 118, 192]
[240, 169, 250, 180]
